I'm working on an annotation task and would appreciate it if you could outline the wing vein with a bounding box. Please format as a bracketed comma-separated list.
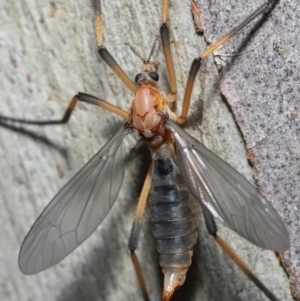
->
[19, 125, 128, 274]
[166, 119, 289, 251]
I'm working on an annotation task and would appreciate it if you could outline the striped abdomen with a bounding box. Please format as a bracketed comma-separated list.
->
[149, 144, 198, 297]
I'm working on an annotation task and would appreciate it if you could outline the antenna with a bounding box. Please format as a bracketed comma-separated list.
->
[124, 43, 146, 62]
[125, 37, 158, 63]
[147, 37, 158, 62]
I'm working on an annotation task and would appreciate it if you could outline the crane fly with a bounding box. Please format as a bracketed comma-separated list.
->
[0, 0, 289, 300]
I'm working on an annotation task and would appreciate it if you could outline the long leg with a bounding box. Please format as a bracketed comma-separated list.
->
[160, 0, 177, 102]
[176, 58, 201, 124]
[214, 234, 280, 301]
[201, 201, 280, 300]
[177, 0, 278, 123]
[128, 165, 152, 301]
[201, 0, 278, 58]
[0, 92, 128, 125]
[94, 0, 136, 92]
[0, 2, 133, 127]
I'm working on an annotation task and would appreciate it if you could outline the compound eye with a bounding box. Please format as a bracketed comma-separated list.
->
[135, 73, 142, 83]
[149, 72, 159, 81]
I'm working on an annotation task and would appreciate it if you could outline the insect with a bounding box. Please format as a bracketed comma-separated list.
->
[0, 0, 290, 300]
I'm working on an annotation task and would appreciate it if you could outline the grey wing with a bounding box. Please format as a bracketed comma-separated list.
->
[166, 119, 289, 251]
[19, 125, 128, 275]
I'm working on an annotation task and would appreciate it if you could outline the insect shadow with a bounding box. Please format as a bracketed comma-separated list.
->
[0, 0, 288, 300]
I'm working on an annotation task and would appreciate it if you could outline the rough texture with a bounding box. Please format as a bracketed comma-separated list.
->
[0, 0, 293, 301]
[195, 0, 299, 299]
